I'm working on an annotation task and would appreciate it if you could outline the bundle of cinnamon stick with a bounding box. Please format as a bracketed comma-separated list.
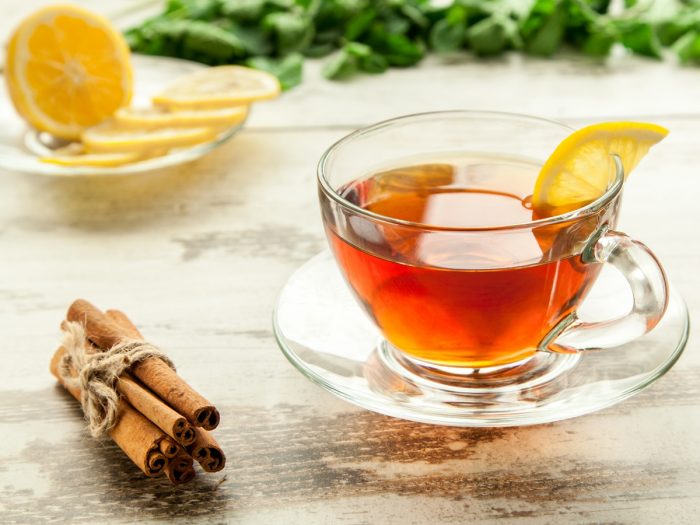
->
[50, 299, 226, 484]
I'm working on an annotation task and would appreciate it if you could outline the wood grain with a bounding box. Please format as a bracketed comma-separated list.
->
[0, 3, 699, 522]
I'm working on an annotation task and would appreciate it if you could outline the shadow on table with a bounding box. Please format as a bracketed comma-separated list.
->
[18, 132, 274, 232]
[7, 373, 688, 522]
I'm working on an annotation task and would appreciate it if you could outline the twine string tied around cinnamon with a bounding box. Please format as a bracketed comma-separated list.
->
[58, 321, 176, 438]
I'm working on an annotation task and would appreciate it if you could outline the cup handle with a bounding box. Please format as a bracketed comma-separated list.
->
[541, 228, 669, 353]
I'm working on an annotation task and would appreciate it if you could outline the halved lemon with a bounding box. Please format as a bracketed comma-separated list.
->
[82, 121, 219, 153]
[5, 5, 133, 140]
[152, 66, 280, 110]
[114, 105, 248, 129]
[533, 122, 668, 217]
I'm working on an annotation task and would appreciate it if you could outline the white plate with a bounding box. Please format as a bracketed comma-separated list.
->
[0, 55, 245, 177]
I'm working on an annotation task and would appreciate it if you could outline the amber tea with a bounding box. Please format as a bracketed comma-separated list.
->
[327, 153, 602, 368]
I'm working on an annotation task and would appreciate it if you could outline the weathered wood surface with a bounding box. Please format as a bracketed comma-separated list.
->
[1, 4, 699, 524]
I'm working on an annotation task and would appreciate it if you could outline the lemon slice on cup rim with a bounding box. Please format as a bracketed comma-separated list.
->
[5, 4, 132, 140]
[532, 122, 668, 218]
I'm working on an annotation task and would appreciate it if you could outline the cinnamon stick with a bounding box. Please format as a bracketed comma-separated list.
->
[187, 427, 226, 473]
[145, 445, 168, 475]
[158, 437, 180, 459]
[50, 347, 167, 477]
[117, 375, 196, 446]
[67, 299, 220, 430]
[164, 451, 196, 484]
[59, 317, 197, 447]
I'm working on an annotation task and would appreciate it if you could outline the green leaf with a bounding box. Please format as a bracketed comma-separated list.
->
[124, 28, 142, 50]
[180, 0, 221, 21]
[330, 0, 367, 16]
[345, 8, 376, 41]
[314, 27, 342, 45]
[322, 49, 358, 79]
[383, 13, 411, 35]
[246, 53, 303, 89]
[263, 12, 315, 55]
[521, 0, 568, 57]
[400, 3, 430, 29]
[429, 6, 467, 53]
[359, 52, 389, 74]
[164, 0, 186, 15]
[313, 0, 368, 37]
[344, 42, 372, 58]
[221, 0, 267, 23]
[227, 23, 273, 55]
[628, 0, 687, 23]
[581, 30, 617, 57]
[563, 0, 607, 43]
[430, 17, 465, 53]
[673, 30, 700, 63]
[371, 31, 425, 67]
[656, 18, 691, 46]
[304, 42, 336, 57]
[466, 17, 508, 56]
[164, 0, 220, 20]
[592, 0, 612, 13]
[341, 41, 388, 74]
[655, 6, 700, 47]
[127, 19, 247, 64]
[221, 0, 294, 23]
[181, 20, 247, 62]
[618, 21, 663, 58]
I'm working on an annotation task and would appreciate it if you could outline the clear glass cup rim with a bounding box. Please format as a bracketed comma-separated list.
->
[317, 110, 625, 233]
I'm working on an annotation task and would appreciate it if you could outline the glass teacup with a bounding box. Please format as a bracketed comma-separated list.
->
[318, 111, 668, 371]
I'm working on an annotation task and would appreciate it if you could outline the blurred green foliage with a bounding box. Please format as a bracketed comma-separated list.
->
[125, 0, 700, 89]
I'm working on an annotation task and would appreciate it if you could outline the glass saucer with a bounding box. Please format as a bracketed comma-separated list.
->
[0, 55, 245, 177]
[273, 252, 689, 427]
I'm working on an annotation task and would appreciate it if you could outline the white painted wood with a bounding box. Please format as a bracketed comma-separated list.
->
[0, 2, 698, 523]
[251, 54, 700, 127]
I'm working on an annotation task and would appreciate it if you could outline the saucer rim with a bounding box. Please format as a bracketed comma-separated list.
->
[273, 251, 690, 427]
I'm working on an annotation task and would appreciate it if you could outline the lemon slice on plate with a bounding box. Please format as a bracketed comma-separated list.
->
[153, 66, 280, 109]
[114, 105, 248, 129]
[40, 143, 164, 167]
[82, 122, 219, 153]
[532, 122, 668, 217]
[5, 5, 132, 140]
[41, 151, 144, 168]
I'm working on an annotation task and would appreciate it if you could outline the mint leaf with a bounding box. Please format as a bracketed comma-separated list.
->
[359, 52, 388, 74]
[345, 8, 376, 41]
[521, 0, 568, 57]
[322, 49, 358, 79]
[370, 31, 425, 67]
[127, 0, 700, 88]
[674, 30, 700, 63]
[342, 42, 388, 73]
[467, 17, 508, 56]
[263, 12, 314, 55]
[581, 27, 617, 57]
[246, 53, 303, 89]
[344, 42, 372, 58]
[618, 21, 663, 58]
[227, 23, 273, 56]
[429, 5, 467, 54]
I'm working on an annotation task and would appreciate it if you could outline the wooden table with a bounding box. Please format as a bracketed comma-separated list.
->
[1, 12, 699, 524]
